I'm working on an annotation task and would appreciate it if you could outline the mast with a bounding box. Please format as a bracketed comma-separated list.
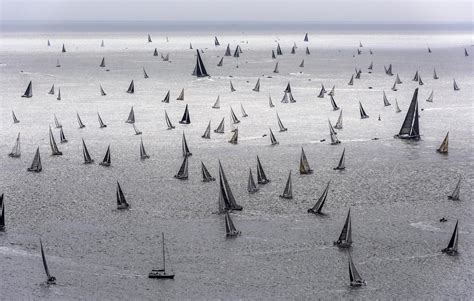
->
[40, 239, 56, 284]
[56, 88, 61, 101]
[62, 44, 66, 53]
[329, 120, 340, 145]
[143, 68, 149, 79]
[348, 75, 354, 86]
[273, 62, 279, 73]
[217, 57, 223, 67]
[395, 88, 420, 140]
[436, 132, 448, 153]
[307, 181, 330, 214]
[0, 193, 4, 231]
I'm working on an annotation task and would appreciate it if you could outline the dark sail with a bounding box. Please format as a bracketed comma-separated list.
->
[396, 74, 402, 84]
[179, 104, 191, 124]
[82, 139, 94, 164]
[395, 88, 420, 140]
[182, 132, 192, 157]
[348, 252, 366, 286]
[330, 95, 340, 110]
[233, 46, 240, 57]
[62, 44, 66, 53]
[22, 81, 33, 98]
[100, 57, 105, 67]
[276, 43, 282, 55]
[100, 85, 107, 96]
[8, 132, 21, 158]
[162, 90, 170, 103]
[0, 193, 4, 231]
[269, 95, 274, 107]
[240, 104, 248, 118]
[143, 68, 149, 79]
[329, 120, 340, 145]
[174, 156, 189, 180]
[334, 209, 352, 248]
[304, 33, 309, 42]
[214, 36, 220, 46]
[225, 212, 241, 237]
[217, 57, 223, 67]
[165, 110, 175, 129]
[334, 109, 343, 129]
[247, 168, 258, 193]
[98, 112, 107, 128]
[305, 47, 310, 55]
[126, 80, 135, 93]
[272, 50, 276, 59]
[201, 161, 215, 182]
[49, 84, 55, 95]
[126, 107, 135, 123]
[453, 79, 460, 91]
[347, 75, 354, 86]
[177, 88, 184, 101]
[253, 78, 260, 92]
[228, 128, 238, 144]
[276, 112, 287, 132]
[465, 48, 469, 56]
[217, 160, 243, 212]
[148, 34, 152, 42]
[202, 121, 211, 139]
[193, 50, 209, 77]
[279, 171, 293, 199]
[56, 88, 61, 100]
[433, 68, 439, 80]
[269, 128, 279, 145]
[40, 239, 56, 285]
[59, 128, 67, 143]
[436, 132, 448, 153]
[441, 220, 459, 255]
[116, 181, 130, 209]
[273, 62, 279, 73]
[334, 148, 346, 170]
[214, 118, 225, 133]
[27, 146, 42, 172]
[256, 156, 270, 184]
[230, 80, 236, 92]
[359, 102, 369, 119]
[99, 145, 111, 167]
[77, 112, 86, 128]
[54, 114, 62, 128]
[307, 181, 330, 214]
[230, 107, 240, 124]
[140, 138, 150, 159]
[395, 99, 402, 113]
[225, 44, 231, 56]
[299, 147, 312, 174]
[49, 126, 62, 156]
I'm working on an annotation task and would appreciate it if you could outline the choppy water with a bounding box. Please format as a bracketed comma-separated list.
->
[0, 26, 473, 299]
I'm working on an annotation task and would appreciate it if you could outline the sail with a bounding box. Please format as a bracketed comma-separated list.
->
[233, 45, 240, 57]
[442, 221, 459, 255]
[100, 57, 105, 67]
[230, 107, 240, 124]
[247, 168, 258, 193]
[328, 85, 335, 97]
[56, 88, 61, 100]
[279, 171, 293, 199]
[214, 118, 225, 133]
[387, 64, 393, 76]
[47, 40, 50, 46]
[212, 95, 221, 109]
[140, 138, 150, 159]
[99, 145, 111, 166]
[276, 112, 287, 132]
[253, 78, 260, 92]
[59, 128, 67, 143]
[269, 95, 274, 107]
[218, 160, 243, 212]
[272, 50, 276, 59]
[240, 104, 248, 118]
[8, 132, 21, 158]
[22, 81, 32, 98]
[40, 239, 55, 283]
[126, 106, 135, 123]
[334, 209, 352, 247]
[448, 176, 461, 201]
[395, 74, 402, 84]
[269, 128, 279, 145]
[49, 126, 62, 156]
[201, 161, 215, 182]
[165, 111, 175, 129]
[305, 47, 310, 55]
[143, 68, 149, 79]
[395, 99, 402, 113]
[176, 88, 184, 101]
[12, 111, 20, 123]
[334, 110, 343, 129]
[256, 156, 270, 184]
[98, 112, 107, 128]
[82, 139, 94, 164]
[179, 104, 191, 124]
[412, 71, 419, 81]
[433, 68, 439, 80]
[391, 80, 398, 91]
[126, 80, 134, 93]
[276, 43, 282, 55]
[54, 114, 62, 128]
[453, 79, 460, 91]
[225, 212, 241, 237]
[299, 147, 312, 174]
[100, 85, 107, 96]
[329, 120, 340, 145]
[348, 252, 365, 286]
[383, 91, 391, 106]
[162, 90, 170, 103]
[436, 132, 448, 153]
[116, 181, 130, 209]
[132, 124, 142, 135]
[395, 88, 420, 139]
[217, 57, 223, 67]
[334, 148, 346, 170]
[101, 40, 104, 47]
[359, 102, 369, 119]
[148, 34, 152, 42]
[317, 87, 325, 98]
[228, 128, 238, 144]
[48, 84, 55, 95]
[27, 147, 42, 172]
[202, 121, 211, 139]
[465, 48, 469, 56]
[348, 75, 354, 86]
[291, 46, 296, 54]
[182, 133, 192, 157]
[426, 90, 434, 102]
[214, 36, 220, 46]
[418, 75, 424, 85]
[225, 44, 231, 56]
[193, 50, 209, 77]
[0, 193, 4, 230]
[273, 62, 279, 73]
[230, 80, 236, 92]
[308, 181, 330, 214]
[174, 156, 189, 180]
[62, 44, 66, 53]
[329, 95, 339, 110]
[368, 62, 373, 70]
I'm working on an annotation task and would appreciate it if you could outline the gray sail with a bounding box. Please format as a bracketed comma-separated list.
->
[140, 138, 150, 159]
[214, 36, 220, 46]
[247, 168, 258, 193]
[233, 45, 240, 57]
[334, 110, 343, 129]
[177, 88, 184, 101]
[391, 80, 398, 91]
[132, 124, 142, 135]
[256, 156, 270, 184]
[230, 107, 240, 124]
[82, 139, 94, 164]
[433, 68, 439, 80]
[447, 176, 461, 201]
[252, 78, 260, 92]
[334, 148, 346, 170]
[100, 57, 105, 67]
[299, 59, 304, 68]
[48, 84, 55, 95]
[305, 47, 310, 55]
[27, 147, 42, 172]
[59, 127, 67, 143]
[436, 132, 448, 154]
[441, 220, 459, 255]
[224, 44, 231, 56]
[54, 114, 62, 128]
[174, 156, 189, 180]
[395, 88, 420, 139]
[272, 50, 276, 59]
[56, 88, 61, 100]
[62, 44, 66, 52]
[214, 117, 225, 133]
[202, 121, 211, 139]
[230, 80, 236, 92]
[225, 211, 241, 237]
[22, 81, 32, 98]
[12, 111, 20, 123]
[273, 62, 279, 73]
[217, 57, 223, 67]
[99, 145, 111, 167]
[308, 181, 330, 214]
[201, 161, 215, 182]
[279, 171, 293, 199]
[395, 74, 402, 84]
[165, 111, 175, 129]
[100, 85, 107, 96]
[383, 91, 391, 106]
[97, 112, 107, 128]
[299, 147, 312, 174]
[347, 75, 354, 86]
[182, 132, 192, 157]
[240, 104, 248, 117]
[276, 112, 287, 132]
[49, 126, 62, 156]
[126, 106, 135, 123]
[276, 43, 282, 55]
[101, 40, 104, 47]
[269, 95, 275, 107]
[453, 79, 460, 91]
[334, 209, 352, 248]
[228, 128, 238, 144]
[330, 95, 339, 110]
[162, 90, 170, 103]
[8, 132, 21, 158]
[304, 33, 309, 41]
[465, 48, 469, 56]
[395, 99, 402, 113]
[328, 85, 335, 96]
[212, 96, 220, 109]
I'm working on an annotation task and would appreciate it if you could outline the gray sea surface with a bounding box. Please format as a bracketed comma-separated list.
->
[0, 24, 473, 299]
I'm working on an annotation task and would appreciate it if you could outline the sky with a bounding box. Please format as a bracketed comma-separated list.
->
[1, 0, 472, 23]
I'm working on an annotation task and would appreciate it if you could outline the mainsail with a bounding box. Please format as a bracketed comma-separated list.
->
[77, 113, 85, 128]
[143, 67, 149, 79]
[27, 147, 42, 172]
[56, 88, 61, 100]
[247, 168, 259, 193]
[225, 44, 231, 56]
[272, 50, 276, 59]
[165, 111, 175, 129]
[225, 212, 241, 237]
[148, 34, 152, 42]
[126, 80, 135, 93]
[59, 128, 67, 143]
[334, 209, 352, 248]
[228, 128, 238, 144]
[49, 84, 55, 95]
[441, 220, 459, 255]
[49, 126, 62, 156]
[433, 68, 439, 79]
[100, 85, 107, 96]
[54, 114, 62, 128]
[214, 118, 225, 133]
[395, 88, 420, 140]
[22, 81, 33, 98]
[82, 139, 94, 164]
[97, 112, 107, 128]
[202, 121, 211, 139]
[256, 156, 270, 184]
[330, 95, 340, 110]
[162, 90, 171, 103]
[299, 59, 304, 68]
[276, 43, 282, 55]
[436, 132, 448, 153]
[230, 107, 240, 124]
[0, 193, 4, 231]
[299, 147, 313, 174]
[395, 74, 402, 84]
[307, 181, 330, 214]
[125, 106, 135, 123]
[217, 160, 243, 212]
[328, 85, 335, 97]
[182, 132, 192, 157]
[132, 124, 142, 135]
[269, 95, 275, 107]
[273, 62, 279, 73]
[334, 148, 346, 170]
[304, 33, 309, 41]
[269, 128, 279, 145]
[359, 102, 369, 119]
[100, 57, 105, 67]
[201, 161, 215, 182]
[8, 132, 21, 158]
[240, 104, 248, 118]
[62, 44, 66, 53]
[348, 75, 354, 86]
[174, 156, 189, 180]
[395, 99, 402, 113]
[99, 145, 111, 167]
[12, 111, 20, 123]
[348, 252, 366, 286]
[140, 138, 150, 159]
[214, 36, 220, 46]
[279, 171, 293, 199]
[276, 112, 287, 132]
[212, 95, 221, 109]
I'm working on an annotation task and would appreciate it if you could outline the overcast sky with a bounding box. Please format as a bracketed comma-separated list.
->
[1, 0, 472, 22]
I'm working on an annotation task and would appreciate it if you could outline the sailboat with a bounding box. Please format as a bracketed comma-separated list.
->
[148, 34, 152, 42]
[56, 88, 61, 100]
[201, 161, 215, 182]
[81, 139, 94, 164]
[348, 252, 366, 287]
[22, 81, 32, 98]
[149, 233, 175, 279]
[412, 71, 419, 81]
[441, 221, 459, 256]
[368, 62, 373, 71]
[217, 57, 223, 67]
[162, 90, 171, 103]
[447, 176, 461, 201]
[428, 46, 432, 53]
[165, 111, 175, 129]
[426, 90, 434, 102]
[228, 128, 238, 144]
[214, 36, 220, 46]
[182, 133, 192, 157]
[176, 88, 184, 101]
[271, 50, 276, 59]
[95, 112, 106, 128]
[247, 168, 259, 193]
[8, 133, 21, 158]
[299, 147, 313, 174]
[395, 74, 402, 84]
[269, 128, 279, 145]
[202, 121, 211, 139]
[233, 46, 240, 57]
[54, 114, 62, 128]
[56, 59, 61, 68]
[217, 160, 243, 212]
[12, 111, 20, 123]
[179, 104, 191, 124]
[47, 40, 50, 46]
[329, 95, 340, 110]
[0, 193, 4, 231]
[100, 85, 107, 96]
[433, 68, 439, 79]
[276, 43, 282, 55]
[256, 156, 270, 184]
[274, 112, 287, 132]
[436, 132, 448, 153]
[126, 80, 135, 94]
[394, 88, 420, 140]
[279, 171, 293, 199]
[49, 84, 55, 95]
[125, 107, 135, 123]
[269, 95, 275, 108]
[240, 104, 248, 117]
[347, 75, 354, 86]
[395, 99, 402, 113]
[225, 44, 231, 56]
[27, 147, 42, 172]
[334, 209, 352, 248]
[212, 95, 220, 109]
[273, 62, 279, 73]
[383, 91, 391, 106]
[40, 239, 56, 285]
[214, 118, 225, 133]
[334, 148, 346, 170]
[334, 110, 343, 129]
[143, 67, 149, 79]
[329, 120, 340, 145]
[132, 124, 142, 135]
[138, 137, 150, 160]
[328, 85, 335, 97]
[100, 57, 105, 67]
[59, 128, 67, 143]
[230, 80, 236, 92]
[299, 59, 304, 68]
[252, 78, 260, 92]
[304, 33, 309, 41]
[49, 126, 62, 156]
[230, 107, 240, 124]
[391, 81, 398, 91]
[385, 64, 393, 76]
[174, 156, 189, 180]
[464, 48, 469, 56]
[359, 102, 369, 119]
[453, 79, 460, 91]
[193, 49, 209, 77]
[307, 181, 330, 214]
[99, 145, 111, 167]
[62, 44, 66, 53]
[305, 47, 310, 55]
[225, 212, 241, 237]
[116, 181, 130, 210]
[101, 40, 104, 47]
[317, 87, 325, 98]
[418, 75, 424, 85]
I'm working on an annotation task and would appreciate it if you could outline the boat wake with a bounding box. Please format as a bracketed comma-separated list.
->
[410, 222, 442, 232]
